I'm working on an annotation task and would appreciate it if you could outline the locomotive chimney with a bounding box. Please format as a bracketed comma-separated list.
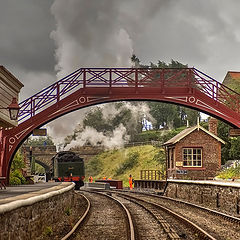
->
[208, 117, 218, 136]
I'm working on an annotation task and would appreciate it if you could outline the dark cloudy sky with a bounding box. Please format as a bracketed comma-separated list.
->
[1, 0, 240, 100]
[1, 0, 240, 140]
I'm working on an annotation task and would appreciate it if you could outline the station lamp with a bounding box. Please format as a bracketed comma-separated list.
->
[0, 97, 20, 120]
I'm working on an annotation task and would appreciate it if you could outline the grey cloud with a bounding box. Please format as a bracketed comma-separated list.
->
[0, 0, 55, 73]
[51, 0, 133, 76]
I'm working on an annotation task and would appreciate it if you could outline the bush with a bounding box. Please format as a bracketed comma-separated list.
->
[9, 151, 26, 185]
[115, 152, 139, 176]
[85, 157, 103, 176]
[152, 149, 165, 165]
[9, 176, 21, 185]
[217, 165, 240, 179]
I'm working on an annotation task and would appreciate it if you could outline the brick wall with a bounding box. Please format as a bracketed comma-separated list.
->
[169, 128, 221, 180]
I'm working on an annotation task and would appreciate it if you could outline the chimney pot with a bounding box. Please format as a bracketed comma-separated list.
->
[208, 117, 218, 135]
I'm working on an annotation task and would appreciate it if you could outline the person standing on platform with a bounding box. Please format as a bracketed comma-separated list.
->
[89, 176, 93, 183]
[129, 174, 133, 190]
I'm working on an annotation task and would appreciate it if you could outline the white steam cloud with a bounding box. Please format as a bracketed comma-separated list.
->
[62, 102, 154, 150]
[64, 124, 129, 150]
[48, 0, 158, 147]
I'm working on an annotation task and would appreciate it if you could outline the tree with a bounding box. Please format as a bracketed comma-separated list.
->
[217, 121, 231, 164]
[148, 102, 179, 129]
[25, 136, 55, 146]
[10, 151, 26, 185]
[229, 137, 240, 160]
[64, 102, 144, 146]
[131, 56, 200, 129]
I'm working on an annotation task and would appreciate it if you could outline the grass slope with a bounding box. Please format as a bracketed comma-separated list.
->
[85, 145, 165, 187]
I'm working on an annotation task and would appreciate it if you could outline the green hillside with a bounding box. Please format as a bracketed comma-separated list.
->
[85, 145, 165, 187]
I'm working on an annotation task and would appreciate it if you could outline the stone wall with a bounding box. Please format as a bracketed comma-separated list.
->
[0, 184, 75, 240]
[165, 180, 240, 216]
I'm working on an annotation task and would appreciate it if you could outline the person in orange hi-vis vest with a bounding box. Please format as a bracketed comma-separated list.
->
[129, 174, 133, 190]
[88, 176, 93, 183]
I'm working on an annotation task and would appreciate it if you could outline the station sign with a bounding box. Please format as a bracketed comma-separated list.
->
[32, 128, 47, 136]
[176, 170, 188, 174]
[229, 128, 240, 137]
[176, 161, 183, 167]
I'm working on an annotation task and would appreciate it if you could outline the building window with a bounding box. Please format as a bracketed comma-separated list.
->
[182, 148, 202, 167]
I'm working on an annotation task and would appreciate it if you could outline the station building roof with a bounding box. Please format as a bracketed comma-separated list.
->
[163, 125, 225, 146]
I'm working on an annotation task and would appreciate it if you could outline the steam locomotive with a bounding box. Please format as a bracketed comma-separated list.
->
[51, 151, 85, 190]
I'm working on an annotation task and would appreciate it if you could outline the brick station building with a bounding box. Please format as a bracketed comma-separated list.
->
[163, 118, 225, 180]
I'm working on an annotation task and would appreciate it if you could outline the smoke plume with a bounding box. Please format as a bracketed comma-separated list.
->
[48, 0, 159, 147]
[63, 102, 154, 150]
[50, 0, 133, 78]
[64, 124, 129, 150]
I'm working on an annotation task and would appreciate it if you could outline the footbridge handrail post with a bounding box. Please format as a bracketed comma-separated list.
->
[135, 68, 138, 91]
[83, 68, 86, 89]
[109, 68, 112, 89]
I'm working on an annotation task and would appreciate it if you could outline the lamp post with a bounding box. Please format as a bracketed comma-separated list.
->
[0, 97, 20, 120]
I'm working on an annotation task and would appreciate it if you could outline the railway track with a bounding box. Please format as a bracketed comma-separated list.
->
[63, 190, 133, 240]
[114, 192, 216, 240]
[62, 189, 240, 239]
[116, 190, 240, 240]
[113, 193, 180, 239]
[61, 193, 90, 240]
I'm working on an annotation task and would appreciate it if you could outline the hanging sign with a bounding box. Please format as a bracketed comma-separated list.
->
[229, 128, 240, 137]
[32, 128, 47, 136]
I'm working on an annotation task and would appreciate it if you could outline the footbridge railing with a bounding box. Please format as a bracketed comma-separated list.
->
[18, 68, 240, 123]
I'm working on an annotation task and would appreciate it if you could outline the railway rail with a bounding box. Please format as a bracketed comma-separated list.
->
[114, 192, 216, 240]
[61, 193, 91, 240]
[116, 190, 240, 240]
[65, 190, 132, 240]
[61, 189, 240, 239]
[114, 193, 180, 239]
[91, 191, 135, 240]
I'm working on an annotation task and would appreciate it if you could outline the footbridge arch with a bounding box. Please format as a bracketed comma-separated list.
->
[1, 67, 240, 182]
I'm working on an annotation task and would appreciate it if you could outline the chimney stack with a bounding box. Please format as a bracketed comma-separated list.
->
[208, 117, 218, 135]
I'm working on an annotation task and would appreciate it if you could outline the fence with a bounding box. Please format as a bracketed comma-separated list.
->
[140, 170, 165, 180]
[125, 141, 162, 148]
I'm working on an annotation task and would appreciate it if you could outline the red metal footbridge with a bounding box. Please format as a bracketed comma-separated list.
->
[1, 67, 240, 183]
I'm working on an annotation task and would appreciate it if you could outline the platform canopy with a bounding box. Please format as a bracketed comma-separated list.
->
[0, 66, 23, 128]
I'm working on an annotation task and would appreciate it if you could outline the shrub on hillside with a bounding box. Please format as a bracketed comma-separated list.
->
[85, 156, 103, 176]
[161, 126, 186, 143]
[133, 131, 161, 142]
[153, 149, 165, 165]
[115, 152, 139, 176]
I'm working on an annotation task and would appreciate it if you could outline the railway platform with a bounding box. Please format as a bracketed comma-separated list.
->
[0, 182, 65, 205]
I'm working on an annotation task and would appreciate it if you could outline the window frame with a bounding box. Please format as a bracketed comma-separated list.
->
[182, 147, 202, 167]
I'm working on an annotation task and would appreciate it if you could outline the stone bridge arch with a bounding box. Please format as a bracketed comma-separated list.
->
[22, 145, 56, 174]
